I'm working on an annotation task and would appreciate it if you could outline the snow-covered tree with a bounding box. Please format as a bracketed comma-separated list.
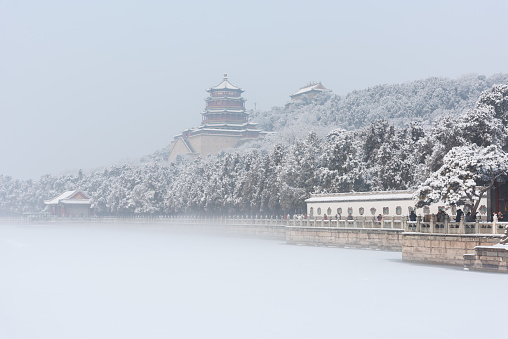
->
[461, 84, 508, 149]
[414, 144, 508, 217]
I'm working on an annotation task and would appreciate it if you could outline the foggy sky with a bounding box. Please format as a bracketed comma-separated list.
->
[1, 0, 508, 179]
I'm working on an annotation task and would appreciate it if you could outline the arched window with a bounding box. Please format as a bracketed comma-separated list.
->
[396, 206, 402, 215]
[370, 208, 376, 215]
[310, 207, 314, 217]
[317, 208, 322, 215]
[359, 207, 365, 215]
[383, 207, 389, 215]
[327, 207, 332, 215]
[423, 206, 430, 215]
[337, 208, 342, 215]
[347, 207, 353, 216]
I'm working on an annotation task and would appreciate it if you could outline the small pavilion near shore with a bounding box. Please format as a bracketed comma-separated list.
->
[45, 190, 91, 217]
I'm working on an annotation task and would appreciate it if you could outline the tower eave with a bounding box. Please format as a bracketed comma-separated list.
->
[205, 96, 246, 101]
[206, 87, 245, 93]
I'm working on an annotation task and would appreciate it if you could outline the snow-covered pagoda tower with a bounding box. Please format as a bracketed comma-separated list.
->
[168, 75, 265, 162]
[202, 74, 247, 125]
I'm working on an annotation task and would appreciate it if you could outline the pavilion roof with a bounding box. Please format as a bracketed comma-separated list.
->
[290, 82, 330, 97]
[305, 190, 413, 203]
[202, 109, 246, 114]
[198, 122, 259, 129]
[44, 190, 91, 205]
[207, 74, 244, 92]
[205, 96, 245, 101]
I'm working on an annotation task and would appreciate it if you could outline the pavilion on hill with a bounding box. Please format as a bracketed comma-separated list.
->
[290, 82, 331, 101]
[168, 75, 266, 162]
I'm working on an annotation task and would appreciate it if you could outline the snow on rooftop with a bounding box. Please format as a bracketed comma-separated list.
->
[194, 128, 261, 134]
[45, 191, 76, 205]
[58, 199, 91, 205]
[476, 243, 508, 250]
[44, 190, 90, 205]
[203, 109, 245, 113]
[198, 123, 258, 128]
[305, 191, 414, 203]
[207, 74, 243, 92]
[291, 82, 330, 97]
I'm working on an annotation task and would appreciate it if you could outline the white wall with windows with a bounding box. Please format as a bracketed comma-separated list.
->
[305, 190, 488, 219]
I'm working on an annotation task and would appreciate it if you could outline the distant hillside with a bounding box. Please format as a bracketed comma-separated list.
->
[250, 74, 508, 141]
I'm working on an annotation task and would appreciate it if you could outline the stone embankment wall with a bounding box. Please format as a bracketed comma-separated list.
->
[0, 217, 287, 241]
[91, 221, 287, 241]
[286, 227, 403, 251]
[200, 223, 286, 240]
[402, 234, 501, 265]
[464, 246, 508, 272]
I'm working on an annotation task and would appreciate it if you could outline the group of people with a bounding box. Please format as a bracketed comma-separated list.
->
[494, 211, 504, 221]
[318, 209, 506, 223]
[323, 213, 354, 220]
[408, 208, 506, 223]
[455, 209, 475, 222]
[408, 208, 474, 222]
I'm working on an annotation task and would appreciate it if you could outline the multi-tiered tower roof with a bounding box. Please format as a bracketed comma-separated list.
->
[167, 75, 266, 162]
[202, 74, 247, 126]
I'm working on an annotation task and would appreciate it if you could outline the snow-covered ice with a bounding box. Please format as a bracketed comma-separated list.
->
[1, 223, 507, 339]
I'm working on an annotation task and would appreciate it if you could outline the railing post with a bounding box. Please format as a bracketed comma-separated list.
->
[492, 215, 497, 234]
[459, 215, 465, 234]
[444, 214, 449, 234]
[430, 214, 435, 233]
[391, 216, 395, 229]
[416, 216, 421, 232]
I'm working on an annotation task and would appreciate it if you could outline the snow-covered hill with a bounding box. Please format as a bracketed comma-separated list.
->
[250, 73, 508, 142]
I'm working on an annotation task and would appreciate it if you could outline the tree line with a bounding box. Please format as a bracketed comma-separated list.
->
[1, 79, 507, 216]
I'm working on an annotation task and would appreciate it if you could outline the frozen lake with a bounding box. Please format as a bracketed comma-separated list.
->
[1, 223, 507, 339]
